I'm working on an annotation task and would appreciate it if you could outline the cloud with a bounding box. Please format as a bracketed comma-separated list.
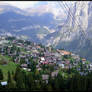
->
[0, 1, 74, 19]
[25, 1, 67, 19]
[0, 1, 38, 9]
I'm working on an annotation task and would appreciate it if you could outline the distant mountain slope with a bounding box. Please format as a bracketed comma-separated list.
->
[43, 1, 92, 61]
[0, 4, 63, 43]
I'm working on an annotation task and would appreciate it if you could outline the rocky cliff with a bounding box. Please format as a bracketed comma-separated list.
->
[43, 1, 92, 61]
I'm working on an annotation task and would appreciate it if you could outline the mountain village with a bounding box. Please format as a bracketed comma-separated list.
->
[0, 35, 92, 86]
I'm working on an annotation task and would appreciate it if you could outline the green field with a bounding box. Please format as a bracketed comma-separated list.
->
[0, 62, 18, 81]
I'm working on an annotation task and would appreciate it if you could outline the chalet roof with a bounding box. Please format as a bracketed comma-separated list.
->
[23, 68, 27, 70]
[36, 45, 41, 49]
[21, 64, 27, 67]
[57, 50, 71, 55]
[27, 69, 31, 71]
[82, 58, 86, 61]
[32, 49, 39, 53]
[89, 64, 92, 67]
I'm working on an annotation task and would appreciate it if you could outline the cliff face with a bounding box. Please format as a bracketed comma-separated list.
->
[73, 2, 88, 30]
[43, 1, 92, 61]
[44, 1, 90, 45]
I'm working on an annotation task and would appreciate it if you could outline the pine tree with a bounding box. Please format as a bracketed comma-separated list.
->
[35, 82, 41, 91]
[14, 66, 21, 81]
[47, 84, 53, 91]
[8, 71, 16, 88]
[16, 72, 25, 89]
[34, 69, 40, 80]
[8, 71, 12, 83]
[0, 69, 3, 80]
[14, 66, 25, 89]
[29, 58, 36, 72]
[27, 72, 35, 90]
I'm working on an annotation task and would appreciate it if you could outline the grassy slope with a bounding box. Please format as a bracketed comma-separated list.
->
[0, 62, 18, 81]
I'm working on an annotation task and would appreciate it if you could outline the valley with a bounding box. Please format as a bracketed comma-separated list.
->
[0, 1, 92, 91]
[0, 2, 92, 61]
[0, 35, 91, 91]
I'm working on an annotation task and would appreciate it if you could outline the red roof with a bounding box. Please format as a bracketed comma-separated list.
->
[42, 61, 49, 64]
[58, 50, 71, 55]
[82, 58, 86, 61]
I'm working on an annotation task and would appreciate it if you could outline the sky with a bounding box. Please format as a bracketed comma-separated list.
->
[0, 1, 75, 19]
[0, 1, 49, 9]
[0, 1, 74, 9]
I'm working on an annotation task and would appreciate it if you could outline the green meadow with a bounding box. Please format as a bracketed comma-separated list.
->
[0, 61, 18, 81]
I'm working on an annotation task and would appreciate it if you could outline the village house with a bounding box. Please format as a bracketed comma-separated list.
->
[44, 52, 51, 57]
[65, 60, 70, 65]
[69, 64, 73, 69]
[21, 64, 28, 68]
[37, 67, 42, 71]
[17, 43, 23, 47]
[42, 74, 49, 84]
[20, 55, 26, 58]
[40, 48, 45, 52]
[22, 67, 27, 70]
[45, 58, 54, 63]
[61, 64, 65, 68]
[79, 72, 88, 76]
[39, 57, 45, 63]
[56, 60, 65, 68]
[51, 52, 61, 58]
[89, 63, 92, 71]
[12, 40, 17, 44]
[56, 61, 63, 66]
[14, 57, 20, 63]
[82, 58, 86, 64]
[36, 64, 40, 68]
[73, 62, 78, 66]
[0, 36, 5, 40]
[52, 56, 57, 61]
[42, 74, 49, 80]
[22, 67, 31, 71]
[64, 65, 69, 69]
[27, 50, 30, 53]
[86, 64, 89, 69]
[77, 68, 81, 71]
[36, 45, 41, 49]
[51, 70, 59, 78]
[27, 68, 31, 72]
[42, 61, 49, 65]
[35, 80, 40, 83]
[25, 59, 30, 65]
[57, 50, 71, 56]
[31, 53, 38, 58]
[31, 49, 39, 54]
[71, 53, 80, 61]
[1, 81, 7, 86]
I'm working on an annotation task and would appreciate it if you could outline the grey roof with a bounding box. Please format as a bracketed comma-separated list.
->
[1, 81, 7, 86]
